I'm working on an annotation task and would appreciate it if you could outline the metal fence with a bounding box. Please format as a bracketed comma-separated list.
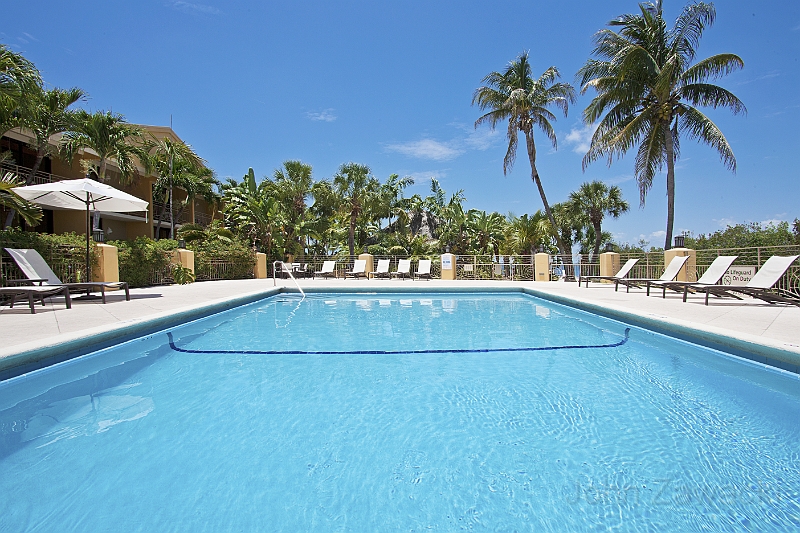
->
[572, 246, 799, 295]
[195, 259, 255, 282]
[288, 246, 800, 294]
[0, 243, 90, 285]
[0, 161, 66, 185]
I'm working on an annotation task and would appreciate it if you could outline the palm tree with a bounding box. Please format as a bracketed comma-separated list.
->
[222, 169, 283, 257]
[333, 162, 380, 256]
[171, 166, 220, 232]
[378, 173, 414, 231]
[505, 211, 549, 255]
[0, 45, 41, 134]
[2, 85, 85, 228]
[473, 51, 576, 258]
[269, 160, 314, 258]
[0, 172, 42, 227]
[61, 110, 144, 183]
[566, 181, 629, 258]
[139, 135, 206, 238]
[465, 210, 506, 255]
[20, 86, 85, 184]
[578, 1, 745, 249]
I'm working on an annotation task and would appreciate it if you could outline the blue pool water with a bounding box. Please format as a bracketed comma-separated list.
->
[1, 292, 799, 532]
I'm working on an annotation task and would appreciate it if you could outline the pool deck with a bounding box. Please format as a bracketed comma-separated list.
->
[1, 278, 799, 378]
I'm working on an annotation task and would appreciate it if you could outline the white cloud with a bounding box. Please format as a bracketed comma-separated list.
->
[606, 174, 634, 185]
[22, 32, 38, 42]
[169, 1, 220, 15]
[714, 217, 737, 228]
[464, 128, 500, 150]
[564, 123, 598, 154]
[385, 139, 463, 161]
[406, 170, 447, 183]
[737, 70, 780, 85]
[761, 216, 787, 227]
[649, 230, 666, 239]
[306, 109, 337, 122]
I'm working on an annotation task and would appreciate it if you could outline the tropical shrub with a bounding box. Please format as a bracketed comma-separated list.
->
[110, 237, 177, 288]
[0, 228, 95, 283]
[686, 221, 798, 250]
[189, 238, 256, 281]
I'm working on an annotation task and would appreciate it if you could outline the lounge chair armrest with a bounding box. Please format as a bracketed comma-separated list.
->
[5, 278, 47, 286]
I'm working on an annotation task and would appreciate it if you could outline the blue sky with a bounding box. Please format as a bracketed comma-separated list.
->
[3, 1, 799, 247]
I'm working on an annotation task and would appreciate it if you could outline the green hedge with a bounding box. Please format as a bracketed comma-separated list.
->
[190, 239, 256, 280]
[109, 237, 178, 288]
[0, 229, 96, 283]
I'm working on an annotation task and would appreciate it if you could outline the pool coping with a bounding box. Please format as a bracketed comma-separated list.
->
[1, 285, 798, 381]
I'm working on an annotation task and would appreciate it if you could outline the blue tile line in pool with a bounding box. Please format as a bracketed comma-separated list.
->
[166, 327, 631, 355]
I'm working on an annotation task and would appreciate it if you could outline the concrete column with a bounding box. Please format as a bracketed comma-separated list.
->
[254, 252, 267, 279]
[172, 248, 195, 274]
[358, 253, 374, 275]
[534, 253, 550, 282]
[664, 247, 696, 282]
[92, 244, 119, 283]
[440, 253, 456, 280]
[599, 252, 620, 284]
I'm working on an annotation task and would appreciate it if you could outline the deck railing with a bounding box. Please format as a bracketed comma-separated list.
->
[287, 247, 799, 294]
[0, 161, 69, 185]
[0, 243, 91, 285]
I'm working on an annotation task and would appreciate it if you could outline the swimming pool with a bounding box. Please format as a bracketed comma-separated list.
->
[1, 292, 799, 531]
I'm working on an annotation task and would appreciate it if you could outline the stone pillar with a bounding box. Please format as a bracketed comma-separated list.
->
[92, 244, 119, 283]
[599, 252, 620, 284]
[172, 248, 195, 275]
[664, 247, 696, 282]
[534, 253, 550, 282]
[254, 252, 267, 279]
[358, 253, 374, 276]
[440, 253, 456, 280]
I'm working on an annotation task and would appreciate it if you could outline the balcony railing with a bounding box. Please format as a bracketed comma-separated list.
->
[194, 211, 213, 227]
[152, 202, 192, 224]
[0, 161, 69, 185]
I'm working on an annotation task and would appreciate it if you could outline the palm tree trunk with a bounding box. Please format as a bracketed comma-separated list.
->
[348, 210, 357, 256]
[593, 220, 602, 259]
[525, 130, 569, 258]
[154, 191, 169, 239]
[664, 122, 676, 250]
[26, 148, 46, 185]
[98, 158, 107, 182]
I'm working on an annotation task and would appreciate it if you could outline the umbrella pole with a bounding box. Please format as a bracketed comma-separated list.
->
[86, 193, 91, 282]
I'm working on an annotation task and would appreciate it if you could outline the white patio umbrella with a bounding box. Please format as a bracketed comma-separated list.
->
[13, 178, 149, 280]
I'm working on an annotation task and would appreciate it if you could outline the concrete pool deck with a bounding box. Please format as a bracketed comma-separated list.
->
[1, 278, 799, 378]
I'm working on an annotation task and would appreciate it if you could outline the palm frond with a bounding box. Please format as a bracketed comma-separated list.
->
[679, 83, 746, 115]
[671, 2, 715, 63]
[679, 107, 736, 172]
[503, 121, 519, 175]
[633, 124, 667, 206]
[681, 53, 744, 84]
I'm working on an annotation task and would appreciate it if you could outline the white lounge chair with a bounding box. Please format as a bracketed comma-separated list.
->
[314, 260, 336, 279]
[345, 259, 367, 279]
[615, 255, 689, 293]
[4, 248, 129, 303]
[690, 255, 800, 306]
[0, 285, 72, 314]
[647, 255, 738, 300]
[414, 259, 432, 280]
[581, 258, 639, 288]
[391, 259, 411, 280]
[369, 259, 390, 279]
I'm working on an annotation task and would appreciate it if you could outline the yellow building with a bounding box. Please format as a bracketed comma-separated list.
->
[1, 125, 219, 241]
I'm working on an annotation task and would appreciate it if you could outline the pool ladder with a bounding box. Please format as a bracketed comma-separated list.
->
[273, 261, 305, 298]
